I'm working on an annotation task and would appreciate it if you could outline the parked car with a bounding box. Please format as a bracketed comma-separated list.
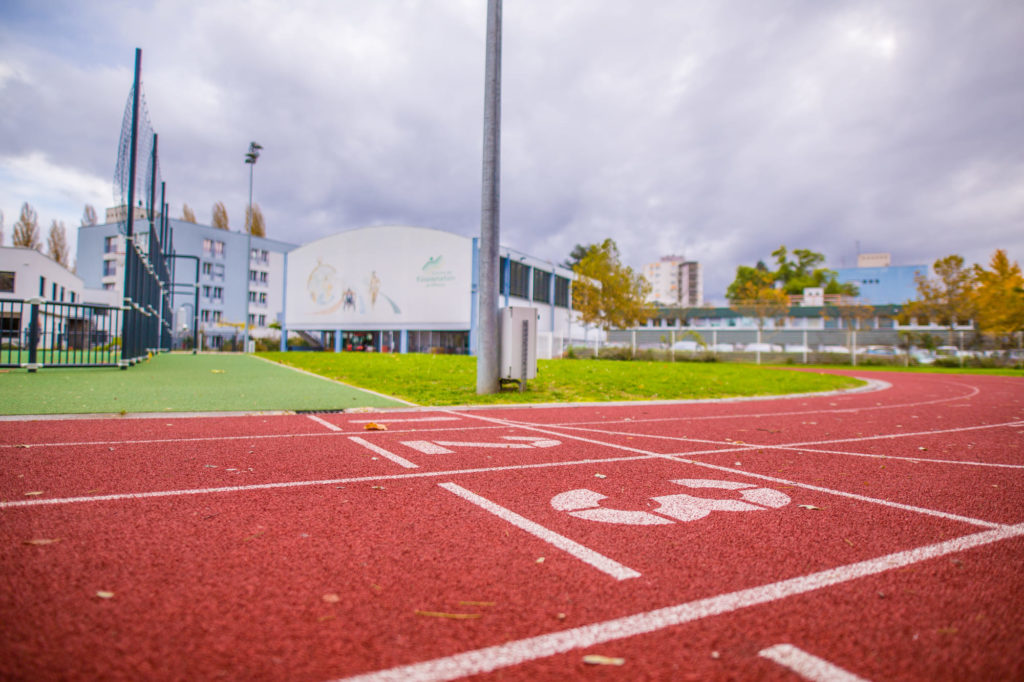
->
[859, 346, 900, 357]
[710, 343, 735, 353]
[671, 340, 703, 352]
[784, 344, 812, 353]
[819, 345, 850, 354]
[743, 343, 783, 352]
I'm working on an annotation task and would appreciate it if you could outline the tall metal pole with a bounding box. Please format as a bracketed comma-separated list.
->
[243, 141, 261, 353]
[476, 0, 502, 394]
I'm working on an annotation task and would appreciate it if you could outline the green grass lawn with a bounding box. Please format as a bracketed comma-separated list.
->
[0, 353, 407, 415]
[257, 351, 863, 406]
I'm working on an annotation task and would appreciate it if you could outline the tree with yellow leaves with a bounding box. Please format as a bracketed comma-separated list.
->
[972, 249, 1024, 344]
[571, 239, 655, 331]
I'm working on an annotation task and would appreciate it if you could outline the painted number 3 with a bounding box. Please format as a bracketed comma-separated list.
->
[551, 479, 791, 525]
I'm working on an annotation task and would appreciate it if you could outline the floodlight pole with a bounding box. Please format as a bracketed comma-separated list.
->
[243, 141, 261, 353]
[476, 0, 502, 394]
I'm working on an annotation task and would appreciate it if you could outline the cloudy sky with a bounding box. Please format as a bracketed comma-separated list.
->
[1, 0, 1022, 302]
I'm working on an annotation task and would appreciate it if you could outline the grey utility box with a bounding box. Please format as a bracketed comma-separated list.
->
[499, 306, 538, 384]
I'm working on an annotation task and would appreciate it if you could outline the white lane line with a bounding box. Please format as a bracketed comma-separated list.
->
[502, 380, 981, 429]
[348, 437, 419, 469]
[307, 415, 342, 432]
[438, 482, 640, 581]
[538, 422, 1024, 469]
[402, 441, 454, 455]
[0, 424, 509, 449]
[348, 417, 461, 424]
[334, 522, 1024, 682]
[665, 456, 1006, 529]
[0, 451, 684, 509]
[759, 644, 870, 682]
[784, 419, 1024, 447]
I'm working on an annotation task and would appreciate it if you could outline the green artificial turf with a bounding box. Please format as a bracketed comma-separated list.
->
[258, 351, 863, 406]
[0, 353, 407, 415]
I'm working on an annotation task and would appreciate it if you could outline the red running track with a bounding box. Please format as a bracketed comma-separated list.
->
[1, 370, 1022, 680]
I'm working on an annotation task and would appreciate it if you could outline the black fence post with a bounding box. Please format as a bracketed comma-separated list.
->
[26, 297, 41, 372]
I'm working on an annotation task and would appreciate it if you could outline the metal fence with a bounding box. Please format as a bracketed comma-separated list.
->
[0, 298, 125, 370]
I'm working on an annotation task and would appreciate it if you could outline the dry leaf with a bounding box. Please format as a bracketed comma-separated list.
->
[24, 538, 61, 546]
[536, 557, 545, 564]
[24, 491, 43, 496]
[843, 538, 855, 547]
[211, 369, 226, 374]
[582, 655, 625, 666]
[798, 504, 822, 510]
[322, 593, 341, 603]
[593, 473, 607, 479]
[363, 422, 387, 431]
[415, 610, 482, 620]
[95, 591, 115, 599]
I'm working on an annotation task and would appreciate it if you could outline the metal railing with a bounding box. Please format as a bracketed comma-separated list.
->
[0, 298, 125, 370]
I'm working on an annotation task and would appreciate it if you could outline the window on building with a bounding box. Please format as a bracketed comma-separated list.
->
[213, 241, 225, 258]
[212, 286, 223, 300]
[202, 238, 213, 256]
[532, 269, 551, 303]
[103, 261, 117, 277]
[103, 283, 115, 291]
[259, 271, 268, 284]
[248, 314, 256, 325]
[104, 236, 118, 253]
[509, 261, 530, 298]
[249, 269, 258, 282]
[248, 291, 257, 302]
[258, 292, 267, 305]
[212, 310, 222, 322]
[202, 262, 213, 277]
[201, 310, 211, 322]
[0, 271, 13, 293]
[52, 282, 57, 300]
[60, 286, 65, 302]
[202, 286, 211, 298]
[554, 276, 570, 307]
[258, 314, 266, 327]
[213, 263, 224, 279]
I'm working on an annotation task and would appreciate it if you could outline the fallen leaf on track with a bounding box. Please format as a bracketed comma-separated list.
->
[415, 610, 482, 620]
[95, 591, 115, 599]
[583, 655, 625, 666]
[798, 504, 823, 510]
[363, 422, 387, 431]
[23, 538, 61, 546]
[24, 491, 43, 496]
[322, 593, 341, 603]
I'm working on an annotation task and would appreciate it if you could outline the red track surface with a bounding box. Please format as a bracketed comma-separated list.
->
[2, 370, 1022, 681]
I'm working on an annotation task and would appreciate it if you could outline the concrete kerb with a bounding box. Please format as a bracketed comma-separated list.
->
[0, 376, 889, 422]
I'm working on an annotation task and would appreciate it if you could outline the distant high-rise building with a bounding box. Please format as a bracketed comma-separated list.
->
[642, 255, 703, 307]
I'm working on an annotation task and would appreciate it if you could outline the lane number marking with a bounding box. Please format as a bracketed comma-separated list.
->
[552, 479, 790, 525]
[403, 436, 560, 455]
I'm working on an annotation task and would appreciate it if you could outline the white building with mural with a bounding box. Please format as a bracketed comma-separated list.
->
[282, 225, 577, 356]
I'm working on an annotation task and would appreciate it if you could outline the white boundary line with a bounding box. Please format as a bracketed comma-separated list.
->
[438, 482, 641, 581]
[307, 414, 342, 432]
[534, 420, 1024, 470]
[349, 436, 419, 469]
[333, 522, 1024, 682]
[249, 354, 418, 406]
[664, 456, 1007, 529]
[758, 644, 870, 682]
